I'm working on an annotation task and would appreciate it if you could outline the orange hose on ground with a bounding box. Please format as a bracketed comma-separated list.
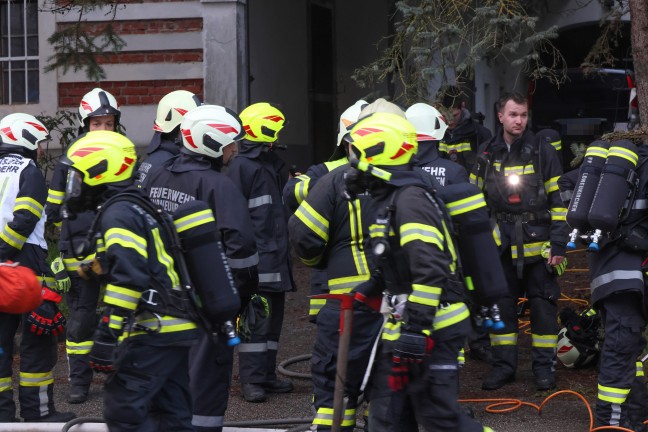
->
[460, 390, 636, 432]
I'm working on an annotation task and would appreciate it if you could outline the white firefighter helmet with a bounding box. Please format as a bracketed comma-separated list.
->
[180, 105, 244, 159]
[0, 113, 50, 151]
[336, 100, 368, 147]
[556, 327, 598, 368]
[405, 103, 448, 142]
[78, 88, 121, 129]
[154, 90, 202, 133]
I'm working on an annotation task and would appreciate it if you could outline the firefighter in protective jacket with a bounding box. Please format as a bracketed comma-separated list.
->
[470, 92, 568, 391]
[227, 102, 296, 403]
[142, 104, 258, 431]
[560, 141, 648, 430]
[62, 131, 199, 431]
[344, 112, 495, 432]
[45, 87, 122, 404]
[0, 114, 75, 423]
[283, 99, 367, 321]
[287, 99, 396, 431]
[136, 90, 201, 186]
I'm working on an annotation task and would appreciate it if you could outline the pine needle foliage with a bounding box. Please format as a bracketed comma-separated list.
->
[352, 0, 567, 105]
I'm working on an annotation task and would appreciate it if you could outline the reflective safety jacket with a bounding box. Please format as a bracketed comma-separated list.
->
[440, 110, 492, 172]
[98, 187, 199, 345]
[135, 133, 180, 187]
[414, 142, 468, 187]
[288, 165, 378, 294]
[45, 160, 96, 259]
[470, 130, 568, 264]
[141, 152, 258, 292]
[0, 152, 47, 260]
[283, 157, 347, 213]
[226, 141, 295, 293]
[369, 171, 469, 349]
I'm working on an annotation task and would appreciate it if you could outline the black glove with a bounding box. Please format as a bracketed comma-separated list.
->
[89, 337, 118, 373]
[389, 329, 434, 392]
[352, 270, 384, 304]
[232, 266, 259, 298]
[89, 308, 124, 373]
[27, 301, 66, 336]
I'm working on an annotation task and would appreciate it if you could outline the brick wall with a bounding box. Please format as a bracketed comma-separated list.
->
[58, 79, 204, 106]
[57, 18, 203, 36]
[97, 49, 203, 64]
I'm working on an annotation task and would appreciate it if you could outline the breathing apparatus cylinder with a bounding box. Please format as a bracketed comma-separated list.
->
[587, 140, 639, 250]
[565, 141, 609, 249]
[437, 182, 508, 305]
[172, 200, 241, 327]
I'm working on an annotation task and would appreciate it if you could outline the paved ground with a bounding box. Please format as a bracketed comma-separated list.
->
[13, 249, 609, 431]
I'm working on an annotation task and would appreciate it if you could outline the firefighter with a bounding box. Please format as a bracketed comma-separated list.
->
[45, 87, 122, 404]
[142, 104, 258, 431]
[136, 90, 201, 186]
[438, 86, 492, 172]
[0, 114, 75, 423]
[343, 112, 494, 431]
[227, 102, 295, 403]
[406, 103, 468, 186]
[61, 131, 199, 431]
[287, 99, 405, 431]
[406, 102, 493, 363]
[283, 99, 367, 321]
[560, 139, 648, 430]
[470, 92, 568, 391]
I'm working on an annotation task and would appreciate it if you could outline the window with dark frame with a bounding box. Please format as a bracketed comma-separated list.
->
[0, 0, 39, 104]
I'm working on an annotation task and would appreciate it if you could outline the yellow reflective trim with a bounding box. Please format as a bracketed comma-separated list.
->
[19, 371, 53, 387]
[293, 175, 310, 205]
[63, 253, 96, 271]
[382, 320, 402, 341]
[46, 188, 65, 205]
[14, 196, 44, 218]
[440, 141, 471, 153]
[152, 227, 180, 289]
[66, 340, 93, 355]
[492, 224, 502, 247]
[409, 284, 442, 307]
[550, 140, 562, 151]
[0, 376, 10, 392]
[637, 361, 645, 378]
[511, 241, 545, 259]
[295, 201, 329, 241]
[105, 227, 148, 259]
[531, 333, 558, 348]
[400, 222, 443, 249]
[324, 158, 348, 171]
[0, 225, 26, 249]
[544, 176, 560, 194]
[174, 209, 215, 233]
[309, 298, 326, 316]
[551, 207, 567, 221]
[128, 315, 198, 335]
[585, 146, 609, 159]
[329, 274, 369, 294]
[608, 146, 638, 166]
[433, 303, 469, 331]
[445, 193, 487, 216]
[348, 200, 369, 276]
[490, 333, 518, 346]
[597, 383, 630, 404]
[300, 254, 322, 266]
[104, 284, 141, 311]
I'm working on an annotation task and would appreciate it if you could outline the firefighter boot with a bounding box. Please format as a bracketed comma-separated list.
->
[482, 345, 517, 390]
[535, 374, 557, 391]
[68, 385, 89, 404]
[241, 383, 266, 403]
[25, 411, 76, 423]
[261, 379, 294, 393]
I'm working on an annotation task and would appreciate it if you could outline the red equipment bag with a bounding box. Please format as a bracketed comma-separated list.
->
[0, 261, 43, 314]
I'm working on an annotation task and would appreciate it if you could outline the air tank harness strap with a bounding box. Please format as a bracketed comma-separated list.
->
[495, 212, 538, 223]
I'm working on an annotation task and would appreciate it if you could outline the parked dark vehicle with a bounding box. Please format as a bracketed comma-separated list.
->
[530, 68, 635, 170]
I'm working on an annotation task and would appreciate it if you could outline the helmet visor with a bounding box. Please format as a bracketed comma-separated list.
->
[64, 168, 84, 202]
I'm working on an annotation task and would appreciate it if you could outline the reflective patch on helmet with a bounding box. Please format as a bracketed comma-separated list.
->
[115, 157, 135, 176]
[81, 100, 93, 112]
[182, 128, 197, 148]
[244, 125, 257, 138]
[208, 123, 239, 135]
